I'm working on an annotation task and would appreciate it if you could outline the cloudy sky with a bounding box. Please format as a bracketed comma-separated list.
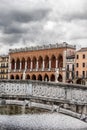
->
[0, 0, 87, 54]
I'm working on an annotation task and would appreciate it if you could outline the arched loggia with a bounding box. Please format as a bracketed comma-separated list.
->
[38, 74, 42, 81]
[44, 74, 49, 81]
[51, 55, 56, 68]
[16, 58, 20, 70]
[32, 74, 36, 80]
[50, 74, 55, 82]
[11, 59, 15, 70]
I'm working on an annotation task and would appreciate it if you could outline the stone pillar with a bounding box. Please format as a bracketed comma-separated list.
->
[22, 105, 25, 114]
[15, 62, 16, 70]
[63, 50, 67, 83]
[82, 105, 87, 114]
[63, 71, 66, 83]
[55, 69, 59, 82]
[20, 62, 21, 70]
[42, 60, 45, 71]
[25, 61, 27, 71]
[56, 59, 58, 68]
[36, 60, 38, 70]
[49, 60, 51, 70]
[30, 60, 32, 70]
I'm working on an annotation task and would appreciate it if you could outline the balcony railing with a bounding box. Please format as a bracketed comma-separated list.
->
[10, 67, 65, 72]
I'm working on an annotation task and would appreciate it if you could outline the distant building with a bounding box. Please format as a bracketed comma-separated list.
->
[66, 54, 75, 83]
[75, 47, 87, 85]
[8, 42, 76, 83]
[0, 55, 9, 79]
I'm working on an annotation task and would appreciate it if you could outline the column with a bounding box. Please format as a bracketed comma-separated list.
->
[15, 62, 16, 71]
[25, 61, 27, 71]
[56, 59, 58, 68]
[49, 59, 51, 70]
[42, 60, 44, 71]
[20, 61, 21, 70]
[30, 60, 32, 71]
[36, 60, 38, 71]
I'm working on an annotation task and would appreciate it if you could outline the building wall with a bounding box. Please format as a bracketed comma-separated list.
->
[75, 50, 87, 85]
[8, 43, 75, 83]
[0, 56, 9, 79]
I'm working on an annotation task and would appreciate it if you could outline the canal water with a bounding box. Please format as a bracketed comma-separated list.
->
[0, 105, 87, 130]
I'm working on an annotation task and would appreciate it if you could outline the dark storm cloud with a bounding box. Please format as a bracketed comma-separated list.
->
[0, 7, 50, 44]
[0, 8, 50, 26]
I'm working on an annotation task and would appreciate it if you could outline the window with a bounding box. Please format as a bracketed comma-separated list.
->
[76, 63, 79, 67]
[76, 71, 78, 77]
[76, 55, 79, 59]
[83, 63, 85, 67]
[83, 54, 85, 59]
[82, 71, 85, 78]
[72, 64, 74, 71]
[67, 65, 69, 71]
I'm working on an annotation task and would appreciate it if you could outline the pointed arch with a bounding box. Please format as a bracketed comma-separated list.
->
[26, 74, 30, 80]
[11, 59, 15, 70]
[58, 74, 62, 82]
[32, 74, 36, 80]
[10, 75, 14, 79]
[58, 54, 63, 68]
[38, 74, 42, 81]
[38, 56, 43, 69]
[16, 75, 19, 79]
[51, 55, 56, 68]
[27, 57, 31, 69]
[21, 58, 25, 70]
[44, 55, 49, 69]
[32, 57, 37, 69]
[50, 74, 55, 82]
[16, 58, 20, 70]
[44, 74, 49, 81]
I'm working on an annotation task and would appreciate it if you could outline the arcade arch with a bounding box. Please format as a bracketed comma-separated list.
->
[11, 59, 15, 70]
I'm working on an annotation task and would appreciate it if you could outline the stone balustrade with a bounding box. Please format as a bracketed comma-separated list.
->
[0, 80, 87, 105]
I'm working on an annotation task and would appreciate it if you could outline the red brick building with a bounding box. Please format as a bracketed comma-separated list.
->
[8, 42, 75, 82]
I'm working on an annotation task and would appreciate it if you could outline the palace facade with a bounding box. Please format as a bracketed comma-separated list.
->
[8, 43, 76, 83]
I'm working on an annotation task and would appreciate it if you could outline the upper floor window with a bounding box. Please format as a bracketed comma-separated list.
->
[83, 54, 85, 59]
[67, 65, 69, 71]
[83, 63, 85, 67]
[76, 71, 78, 77]
[76, 63, 79, 67]
[72, 64, 74, 71]
[76, 54, 79, 59]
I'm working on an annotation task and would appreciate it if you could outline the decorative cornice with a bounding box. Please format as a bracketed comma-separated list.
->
[9, 42, 76, 53]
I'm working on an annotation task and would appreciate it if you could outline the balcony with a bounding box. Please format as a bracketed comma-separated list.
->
[0, 66, 8, 68]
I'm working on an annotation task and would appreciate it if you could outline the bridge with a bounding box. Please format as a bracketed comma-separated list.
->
[0, 80, 87, 121]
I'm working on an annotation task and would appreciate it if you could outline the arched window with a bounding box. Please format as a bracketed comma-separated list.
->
[50, 74, 55, 81]
[26, 74, 30, 80]
[16, 58, 20, 70]
[11, 59, 15, 70]
[58, 74, 62, 82]
[27, 57, 31, 69]
[58, 54, 63, 69]
[38, 56, 43, 69]
[21, 58, 25, 70]
[38, 74, 42, 81]
[16, 75, 19, 79]
[10, 75, 14, 79]
[32, 74, 36, 80]
[44, 56, 49, 69]
[32, 57, 37, 69]
[44, 74, 49, 81]
[51, 55, 56, 68]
